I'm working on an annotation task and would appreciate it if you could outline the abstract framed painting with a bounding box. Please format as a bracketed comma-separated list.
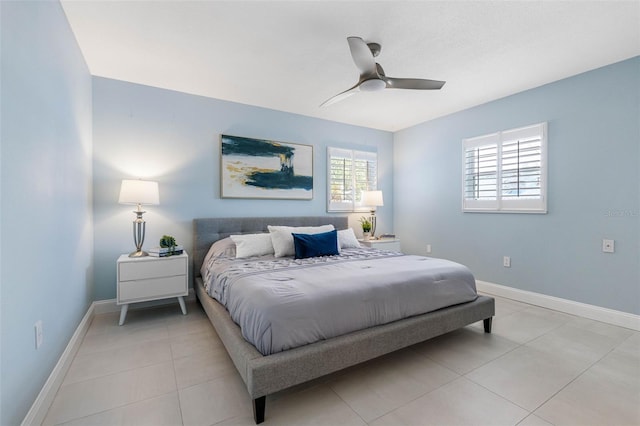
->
[220, 134, 313, 200]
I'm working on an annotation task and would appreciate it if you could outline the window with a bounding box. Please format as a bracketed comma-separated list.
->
[463, 122, 547, 213]
[327, 147, 377, 212]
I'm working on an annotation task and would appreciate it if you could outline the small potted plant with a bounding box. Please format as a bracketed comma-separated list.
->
[359, 217, 372, 241]
[160, 235, 177, 255]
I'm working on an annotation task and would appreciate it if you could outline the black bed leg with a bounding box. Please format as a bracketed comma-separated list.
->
[253, 396, 266, 424]
[483, 317, 493, 333]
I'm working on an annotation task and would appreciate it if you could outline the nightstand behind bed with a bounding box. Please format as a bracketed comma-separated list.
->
[359, 238, 401, 252]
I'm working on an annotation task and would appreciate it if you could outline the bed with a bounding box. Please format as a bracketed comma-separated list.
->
[193, 216, 495, 424]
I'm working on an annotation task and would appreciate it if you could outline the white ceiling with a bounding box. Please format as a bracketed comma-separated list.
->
[61, 1, 640, 132]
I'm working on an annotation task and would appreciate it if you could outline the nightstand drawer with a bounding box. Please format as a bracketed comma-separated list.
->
[118, 275, 187, 302]
[359, 238, 401, 252]
[119, 257, 186, 281]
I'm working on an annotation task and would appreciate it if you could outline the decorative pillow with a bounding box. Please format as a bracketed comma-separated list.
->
[230, 233, 274, 258]
[292, 230, 339, 259]
[337, 228, 360, 250]
[268, 225, 335, 257]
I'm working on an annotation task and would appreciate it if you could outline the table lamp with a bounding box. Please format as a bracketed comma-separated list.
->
[361, 190, 383, 238]
[118, 179, 159, 257]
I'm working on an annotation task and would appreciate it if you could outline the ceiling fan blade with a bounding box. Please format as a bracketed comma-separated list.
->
[347, 36, 376, 75]
[382, 77, 446, 90]
[320, 84, 360, 107]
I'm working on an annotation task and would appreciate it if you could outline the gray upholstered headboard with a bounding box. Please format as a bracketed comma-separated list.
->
[192, 216, 349, 277]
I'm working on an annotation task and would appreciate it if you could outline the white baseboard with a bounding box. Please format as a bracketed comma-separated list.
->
[476, 280, 640, 331]
[22, 289, 198, 425]
[21, 303, 95, 426]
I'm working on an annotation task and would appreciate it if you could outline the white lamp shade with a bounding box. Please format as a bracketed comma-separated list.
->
[118, 179, 159, 205]
[361, 190, 384, 207]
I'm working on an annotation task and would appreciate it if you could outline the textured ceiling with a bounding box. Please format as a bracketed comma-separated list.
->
[61, 1, 640, 132]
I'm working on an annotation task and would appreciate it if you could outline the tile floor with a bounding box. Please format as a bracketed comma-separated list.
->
[43, 295, 640, 425]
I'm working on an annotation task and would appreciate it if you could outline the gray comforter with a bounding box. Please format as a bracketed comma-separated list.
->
[202, 247, 477, 355]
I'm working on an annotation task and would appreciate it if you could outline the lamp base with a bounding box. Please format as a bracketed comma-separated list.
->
[128, 250, 149, 258]
[370, 210, 377, 239]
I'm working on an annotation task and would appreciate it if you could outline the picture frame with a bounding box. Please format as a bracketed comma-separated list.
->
[220, 134, 313, 200]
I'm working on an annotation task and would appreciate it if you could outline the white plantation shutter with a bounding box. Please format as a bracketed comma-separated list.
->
[328, 147, 377, 212]
[463, 123, 547, 213]
[463, 133, 499, 211]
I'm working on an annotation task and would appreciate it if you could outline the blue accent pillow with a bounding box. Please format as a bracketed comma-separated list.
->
[292, 230, 339, 259]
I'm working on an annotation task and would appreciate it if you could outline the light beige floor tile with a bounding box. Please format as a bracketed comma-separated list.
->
[517, 414, 554, 426]
[117, 304, 179, 321]
[488, 307, 573, 344]
[85, 312, 124, 337]
[78, 323, 169, 356]
[329, 348, 458, 422]
[86, 311, 167, 337]
[526, 322, 622, 367]
[165, 302, 206, 320]
[262, 384, 366, 426]
[170, 328, 223, 359]
[167, 316, 216, 338]
[567, 316, 634, 342]
[57, 392, 183, 426]
[94, 304, 181, 331]
[174, 347, 237, 389]
[87, 302, 201, 337]
[63, 339, 172, 385]
[369, 377, 528, 426]
[524, 306, 575, 321]
[201, 384, 368, 426]
[615, 331, 640, 358]
[46, 294, 640, 426]
[167, 301, 206, 319]
[178, 373, 252, 426]
[535, 349, 640, 426]
[493, 297, 533, 317]
[412, 327, 518, 374]
[43, 361, 176, 425]
[211, 415, 256, 426]
[466, 345, 584, 411]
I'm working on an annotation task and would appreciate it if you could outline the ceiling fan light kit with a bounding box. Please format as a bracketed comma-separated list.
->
[321, 36, 446, 107]
[359, 78, 386, 92]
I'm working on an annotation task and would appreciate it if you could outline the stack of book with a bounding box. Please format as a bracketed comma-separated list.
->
[148, 245, 184, 257]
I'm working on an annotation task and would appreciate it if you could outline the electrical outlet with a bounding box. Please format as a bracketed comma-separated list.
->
[426, 244, 432, 254]
[503, 256, 511, 268]
[35, 320, 43, 349]
[602, 239, 615, 253]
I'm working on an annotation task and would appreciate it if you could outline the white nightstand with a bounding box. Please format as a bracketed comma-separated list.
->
[359, 238, 402, 252]
[116, 252, 189, 325]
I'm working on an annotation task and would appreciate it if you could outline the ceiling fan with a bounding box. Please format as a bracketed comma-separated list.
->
[320, 36, 445, 107]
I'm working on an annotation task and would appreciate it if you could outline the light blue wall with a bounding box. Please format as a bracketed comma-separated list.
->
[394, 57, 640, 315]
[92, 77, 394, 300]
[0, 1, 93, 424]
[1, 3, 635, 421]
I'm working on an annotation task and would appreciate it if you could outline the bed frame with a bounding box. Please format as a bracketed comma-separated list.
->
[193, 217, 495, 424]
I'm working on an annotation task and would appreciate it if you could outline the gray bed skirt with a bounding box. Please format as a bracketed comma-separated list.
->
[193, 217, 495, 423]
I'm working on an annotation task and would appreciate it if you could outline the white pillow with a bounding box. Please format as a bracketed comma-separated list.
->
[268, 225, 335, 257]
[230, 233, 275, 258]
[338, 228, 360, 250]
